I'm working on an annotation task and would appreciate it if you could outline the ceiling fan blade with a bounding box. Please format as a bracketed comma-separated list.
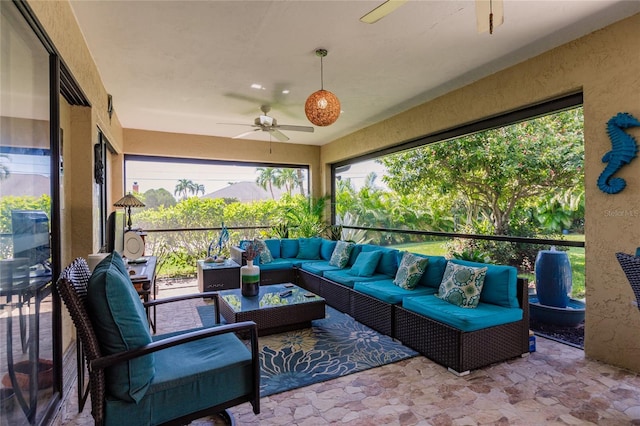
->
[277, 124, 314, 133]
[268, 128, 290, 142]
[218, 122, 256, 127]
[476, 0, 504, 34]
[360, 0, 408, 24]
[232, 129, 261, 139]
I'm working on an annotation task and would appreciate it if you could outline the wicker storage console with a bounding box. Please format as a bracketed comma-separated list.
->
[393, 278, 529, 375]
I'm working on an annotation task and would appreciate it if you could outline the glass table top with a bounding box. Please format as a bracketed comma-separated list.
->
[218, 283, 324, 313]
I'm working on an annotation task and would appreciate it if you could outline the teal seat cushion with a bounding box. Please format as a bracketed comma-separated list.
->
[450, 259, 519, 308]
[361, 245, 399, 276]
[297, 237, 323, 259]
[354, 279, 437, 304]
[257, 258, 296, 271]
[280, 239, 299, 258]
[320, 239, 337, 260]
[87, 252, 154, 403]
[301, 261, 342, 276]
[104, 332, 253, 426]
[415, 255, 448, 289]
[349, 250, 383, 277]
[402, 295, 523, 332]
[323, 269, 390, 288]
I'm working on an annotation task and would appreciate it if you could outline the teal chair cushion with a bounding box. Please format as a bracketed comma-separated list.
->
[354, 279, 437, 304]
[257, 258, 296, 271]
[320, 239, 337, 260]
[104, 331, 253, 426]
[87, 252, 154, 403]
[280, 239, 299, 258]
[349, 250, 383, 277]
[297, 237, 323, 259]
[450, 259, 519, 308]
[402, 295, 523, 332]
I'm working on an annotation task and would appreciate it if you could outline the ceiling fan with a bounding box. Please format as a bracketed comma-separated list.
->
[360, 0, 504, 34]
[220, 105, 314, 142]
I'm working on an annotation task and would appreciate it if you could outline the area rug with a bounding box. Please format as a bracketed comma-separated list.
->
[197, 305, 417, 397]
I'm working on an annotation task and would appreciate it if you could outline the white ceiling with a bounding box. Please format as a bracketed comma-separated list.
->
[68, 1, 640, 146]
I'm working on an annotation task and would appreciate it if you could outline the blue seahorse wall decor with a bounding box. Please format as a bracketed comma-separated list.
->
[597, 112, 640, 194]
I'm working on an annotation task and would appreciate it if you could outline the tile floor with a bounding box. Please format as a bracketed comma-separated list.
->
[53, 279, 640, 425]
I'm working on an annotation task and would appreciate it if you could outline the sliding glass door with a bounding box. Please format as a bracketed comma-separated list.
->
[1, 2, 55, 424]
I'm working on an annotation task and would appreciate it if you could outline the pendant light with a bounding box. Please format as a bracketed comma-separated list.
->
[305, 49, 340, 127]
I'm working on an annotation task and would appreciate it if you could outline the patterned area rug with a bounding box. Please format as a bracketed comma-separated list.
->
[197, 305, 417, 397]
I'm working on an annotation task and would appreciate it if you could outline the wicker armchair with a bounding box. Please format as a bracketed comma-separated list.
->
[57, 257, 260, 426]
[616, 251, 640, 310]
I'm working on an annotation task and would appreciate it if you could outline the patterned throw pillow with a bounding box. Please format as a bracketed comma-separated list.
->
[253, 238, 273, 264]
[393, 252, 429, 290]
[329, 240, 355, 268]
[436, 262, 487, 308]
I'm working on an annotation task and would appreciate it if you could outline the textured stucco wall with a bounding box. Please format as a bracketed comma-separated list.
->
[124, 129, 322, 198]
[321, 13, 640, 371]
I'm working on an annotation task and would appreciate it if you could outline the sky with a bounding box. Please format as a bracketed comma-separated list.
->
[124, 158, 387, 196]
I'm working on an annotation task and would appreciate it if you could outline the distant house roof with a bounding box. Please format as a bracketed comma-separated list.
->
[202, 181, 284, 202]
[0, 173, 50, 198]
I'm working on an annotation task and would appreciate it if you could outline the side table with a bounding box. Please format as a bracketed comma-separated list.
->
[197, 259, 240, 292]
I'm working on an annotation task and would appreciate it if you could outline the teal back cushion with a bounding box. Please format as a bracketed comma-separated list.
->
[320, 239, 337, 260]
[297, 237, 323, 259]
[265, 239, 281, 258]
[87, 252, 154, 402]
[349, 250, 382, 277]
[348, 244, 363, 266]
[281, 239, 299, 258]
[450, 259, 519, 308]
[415, 255, 448, 288]
[361, 244, 398, 276]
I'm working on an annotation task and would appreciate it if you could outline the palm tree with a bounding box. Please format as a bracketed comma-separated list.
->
[174, 178, 195, 200]
[256, 167, 278, 199]
[195, 184, 206, 196]
[0, 154, 10, 181]
[276, 168, 299, 196]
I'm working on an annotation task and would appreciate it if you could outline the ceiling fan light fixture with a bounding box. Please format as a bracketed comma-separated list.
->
[305, 49, 340, 127]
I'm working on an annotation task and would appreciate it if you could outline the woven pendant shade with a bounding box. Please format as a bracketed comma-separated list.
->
[305, 48, 340, 127]
[305, 89, 340, 127]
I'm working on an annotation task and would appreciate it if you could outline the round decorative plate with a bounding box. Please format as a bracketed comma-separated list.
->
[123, 232, 144, 259]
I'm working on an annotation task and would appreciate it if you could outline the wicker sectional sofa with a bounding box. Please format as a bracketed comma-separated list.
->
[231, 238, 529, 375]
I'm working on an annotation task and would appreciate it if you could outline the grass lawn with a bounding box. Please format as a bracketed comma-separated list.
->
[391, 237, 585, 300]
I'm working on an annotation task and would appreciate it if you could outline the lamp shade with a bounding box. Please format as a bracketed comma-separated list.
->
[113, 193, 145, 208]
[305, 89, 341, 127]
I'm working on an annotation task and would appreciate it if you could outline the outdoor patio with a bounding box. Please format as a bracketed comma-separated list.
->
[50, 278, 640, 425]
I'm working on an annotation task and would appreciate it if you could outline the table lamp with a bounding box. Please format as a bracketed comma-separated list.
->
[113, 193, 145, 231]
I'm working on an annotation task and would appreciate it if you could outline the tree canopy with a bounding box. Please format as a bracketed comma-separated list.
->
[380, 108, 584, 235]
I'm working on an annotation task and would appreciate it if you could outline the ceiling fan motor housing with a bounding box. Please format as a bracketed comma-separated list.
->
[256, 115, 274, 127]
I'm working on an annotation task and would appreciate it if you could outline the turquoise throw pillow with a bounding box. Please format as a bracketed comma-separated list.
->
[393, 252, 429, 290]
[329, 240, 355, 268]
[87, 251, 154, 402]
[436, 261, 487, 308]
[297, 238, 322, 259]
[349, 250, 382, 277]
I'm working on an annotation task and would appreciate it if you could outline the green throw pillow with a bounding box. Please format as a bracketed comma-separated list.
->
[436, 261, 487, 308]
[253, 238, 273, 264]
[393, 252, 429, 290]
[349, 250, 382, 277]
[329, 240, 355, 268]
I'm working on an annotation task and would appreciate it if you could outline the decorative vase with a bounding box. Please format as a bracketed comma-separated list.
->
[534, 248, 572, 308]
[241, 259, 260, 297]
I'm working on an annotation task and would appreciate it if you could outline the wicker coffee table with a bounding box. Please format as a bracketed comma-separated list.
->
[217, 283, 325, 336]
